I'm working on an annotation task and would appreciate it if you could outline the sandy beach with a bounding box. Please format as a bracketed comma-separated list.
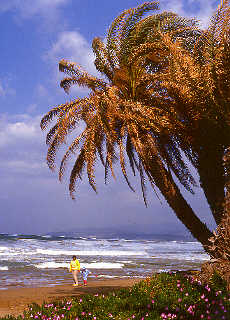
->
[0, 279, 141, 318]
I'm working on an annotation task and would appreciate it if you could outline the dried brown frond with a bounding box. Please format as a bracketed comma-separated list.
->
[69, 149, 86, 199]
[42, 2, 201, 201]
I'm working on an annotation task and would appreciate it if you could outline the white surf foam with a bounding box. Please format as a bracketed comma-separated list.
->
[153, 253, 209, 261]
[36, 262, 68, 269]
[36, 249, 147, 257]
[36, 262, 124, 269]
[83, 262, 124, 269]
[0, 266, 8, 271]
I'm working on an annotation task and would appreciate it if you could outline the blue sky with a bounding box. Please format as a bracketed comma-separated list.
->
[0, 0, 219, 235]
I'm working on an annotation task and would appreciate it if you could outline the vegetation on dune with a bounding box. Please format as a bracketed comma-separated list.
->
[1, 273, 230, 320]
[40, 0, 230, 263]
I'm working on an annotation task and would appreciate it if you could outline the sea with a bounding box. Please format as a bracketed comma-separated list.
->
[0, 232, 210, 290]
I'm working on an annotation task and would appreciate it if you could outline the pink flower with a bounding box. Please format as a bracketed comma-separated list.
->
[152, 300, 155, 304]
[187, 306, 193, 312]
[178, 298, 182, 302]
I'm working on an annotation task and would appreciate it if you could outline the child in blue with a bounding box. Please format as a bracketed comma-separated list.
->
[80, 267, 91, 285]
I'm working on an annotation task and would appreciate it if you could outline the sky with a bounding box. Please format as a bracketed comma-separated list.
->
[0, 0, 220, 235]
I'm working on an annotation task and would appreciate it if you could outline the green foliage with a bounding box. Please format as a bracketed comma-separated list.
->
[209, 270, 228, 292]
[1, 273, 230, 320]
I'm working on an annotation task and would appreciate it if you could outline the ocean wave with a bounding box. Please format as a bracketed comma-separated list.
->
[36, 262, 124, 269]
[83, 262, 124, 269]
[0, 266, 8, 271]
[35, 249, 147, 257]
[36, 262, 68, 269]
[152, 253, 209, 261]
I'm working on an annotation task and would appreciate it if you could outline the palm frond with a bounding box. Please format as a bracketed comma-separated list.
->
[106, 2, 159, 66]
[40, 103, 74, 130]
[139, 158, 148, 207]
[59, 130, 88, 181]
[69, 149, 86, 199]
[118, 136, 135, 192]
[126, 134, 137, 176]
[92, 37, 113, 80]
[59, 59, 107, 92]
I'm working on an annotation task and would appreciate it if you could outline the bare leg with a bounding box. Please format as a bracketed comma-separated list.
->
[72, 270, 78, 285]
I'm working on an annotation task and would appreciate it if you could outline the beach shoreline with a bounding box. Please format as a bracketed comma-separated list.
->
[0, 278, 142, 318]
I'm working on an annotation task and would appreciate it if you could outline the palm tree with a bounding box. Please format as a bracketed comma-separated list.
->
[129, 0, 230, 259]
[41, 2, 214, 251]
[145, 0, 230, 230]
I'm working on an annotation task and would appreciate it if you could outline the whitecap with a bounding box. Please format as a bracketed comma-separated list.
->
[82, 262, 124, 269]
[36, 262, 68, 269]
[36, 249, 147, 257]
[36, 261, 124, 269]
[0, 266, 8, 271]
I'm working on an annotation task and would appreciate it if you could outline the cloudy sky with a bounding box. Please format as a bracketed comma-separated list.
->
[0, 0, 219, 235]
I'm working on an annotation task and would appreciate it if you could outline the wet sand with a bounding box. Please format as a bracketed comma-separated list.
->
[0, 278, 141, 317]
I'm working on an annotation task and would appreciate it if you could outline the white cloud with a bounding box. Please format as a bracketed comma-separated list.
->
[0, 82, 5, 96]
[0, 114, 43, 148]
[46, 31, 97, 75]
[0, 0, 70, 28]
[45, 31, 99, 96]
[0, 113, 49, 180]
[194, 0, 217, 28]
[0, 79, 15, 97]
[1, 159, 46, 173]
[0, 0, 69, 16]
[161, 0, 217, 28]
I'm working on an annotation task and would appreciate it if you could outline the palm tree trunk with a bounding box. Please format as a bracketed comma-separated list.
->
[197, 145, 225, 225]
[149, 158, 213, 251]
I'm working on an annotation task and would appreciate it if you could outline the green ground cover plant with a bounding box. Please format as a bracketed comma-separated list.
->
[1, 272, 230, 320]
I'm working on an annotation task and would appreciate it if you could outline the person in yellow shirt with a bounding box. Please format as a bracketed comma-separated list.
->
[69, 255, 80, 286]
